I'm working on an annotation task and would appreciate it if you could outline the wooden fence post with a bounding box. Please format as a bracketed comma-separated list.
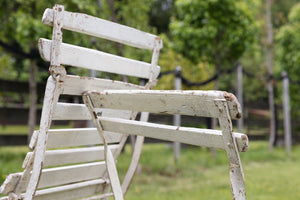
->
[174, 66, 182, 162]
[282, 71, 292, 156]
[237, 64, 243, 133]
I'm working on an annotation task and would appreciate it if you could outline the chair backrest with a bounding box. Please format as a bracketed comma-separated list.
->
[0, 4, 162, 200]
[83, 90, 249, 200]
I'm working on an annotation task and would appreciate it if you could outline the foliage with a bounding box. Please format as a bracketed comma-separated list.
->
[0, 0, 157, 81]
[170, 0, 255, 71]
[276, 2, 300, 112]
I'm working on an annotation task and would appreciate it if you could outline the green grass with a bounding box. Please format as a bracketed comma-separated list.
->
[0, 125, 72, 135]
[0, 125, 30, 135]
[1, 142, 300, 199]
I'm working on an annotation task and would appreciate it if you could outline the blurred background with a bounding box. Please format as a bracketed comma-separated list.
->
[0, 0, 300, 199]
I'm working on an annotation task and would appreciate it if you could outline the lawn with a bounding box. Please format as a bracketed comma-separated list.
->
[0, 141, 299, 199]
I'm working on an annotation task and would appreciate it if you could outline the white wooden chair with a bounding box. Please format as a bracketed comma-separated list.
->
[0, 4, 249, 200]
[0, 4, 162, 200]
[83, 90, 249, 200]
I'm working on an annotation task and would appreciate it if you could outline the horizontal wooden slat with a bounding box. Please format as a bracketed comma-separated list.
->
[39, 39, 160, 79]
[35, 179, 107, 200]
[38, 162, 106, 189]
[46, 128, 123, 149]
[98, 116, 248, 152]
[52, 103, 132, 120]
[60, 75, 144, 96]
[0, 179, 108, 200]
[42, 8, 162, 50]
[86, 90, 242, 120]
[42, 145, 119, 167]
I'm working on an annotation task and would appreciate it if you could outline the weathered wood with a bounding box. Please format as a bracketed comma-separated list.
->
[39, 38, 160, 79]
[105, 147, 124, 200]
[24, 76, 62, 200]
[60, 75, 144, 96]
[83, 92, 125, 200]
[215, 100, 246, 200]
[86, 90, 242, 120]
[1, 3, 164, 200]
[45, 128, 123, 149]
[35, 179, 107, 200]
[38, 162, 106, 189]
[0, 173, 21, 194]
[121, 112, 148, 194]
[52, 103, 131, 120]
[42, 8, 162, 50]
[95, 116, 248, 152]
[26, 145, 119, 167]
[0, 179, 108, 200]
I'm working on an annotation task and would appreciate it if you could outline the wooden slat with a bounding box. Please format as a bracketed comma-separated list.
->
[42, 8, 162, 50]
[0, 173, 21, 194]
[105, 147, 123, 199]
[44, 145, 119, 167]
[98, 116, 248, 152]
[38, 162, 106, 189]
[23, 145, 119, 167]
[60, 75, 144, 96]
[0, 179, 108, 200]
[52, 103, 132, 120]
[87, 90, 242, 120]
[46, 128, 123, 149]
[39, 39, 160, 79]
[35, 179, 107, 200]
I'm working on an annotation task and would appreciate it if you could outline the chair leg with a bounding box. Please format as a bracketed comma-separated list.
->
[24, 77, 61, 200]
[215, 100, 246, 200]
[83, 93, 124, 200]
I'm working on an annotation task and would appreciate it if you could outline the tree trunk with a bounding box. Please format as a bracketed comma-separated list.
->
[266, 0, 276, 152]
[28, 59, 37, 143]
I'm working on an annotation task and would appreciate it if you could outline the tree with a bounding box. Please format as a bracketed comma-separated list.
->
[170, 0, 254, 73]
[276, 3, 300, 115]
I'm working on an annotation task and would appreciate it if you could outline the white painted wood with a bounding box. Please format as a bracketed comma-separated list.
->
[52, 103, 132, 120]
[0, 4, 164, 200]
[39, 39, 160, 79]
[35, 179, 107, 200]
[0, 173, 21, 194]
[45, 128, 123, 149]
[29, 130, 39, 150]
[87, 90, 242, 119]
[96, 116, 248, 152]
[121, 135, 144, 194]
[42, 8, 163, 50]
[14, 151, 35, 196]
[60, 75, 144, 96]
[25, 76, 62, 200]
[106, 147, 124, 200]
[215, 100, 246, 200]
[49, 5, 63, 67]
[83, 92, 125, 200]
[121, 112, 148, 194]
[38, 162, 106, 189]
[41, 145, 119, 167]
